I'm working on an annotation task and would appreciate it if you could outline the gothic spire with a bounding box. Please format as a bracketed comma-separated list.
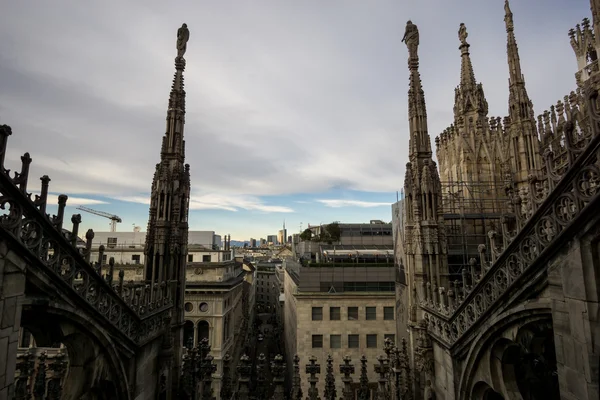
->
[458, 23, 476, 89]
[504, 0, 533, 122]
[161, 23, 190, 164]
[402, 20, 432, 160]
[454, 23, 488, 116]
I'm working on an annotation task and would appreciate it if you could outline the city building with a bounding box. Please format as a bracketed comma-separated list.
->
[283, 257, 396, 398]
[295, 222, 393, 260]
[266, 235, 278, 245]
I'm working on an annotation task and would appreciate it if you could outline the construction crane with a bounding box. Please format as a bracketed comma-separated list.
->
[76, 206, 122, 232]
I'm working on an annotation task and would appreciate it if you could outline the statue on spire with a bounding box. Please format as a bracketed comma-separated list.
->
[504, 0, 514, 31]
[177, 23, 190, 58]
[458, 23, 468, 45]
[402, 20, 420, 59]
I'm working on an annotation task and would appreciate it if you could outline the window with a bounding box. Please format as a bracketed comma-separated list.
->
[366, 307, 377, 320]
[367, 334, 377, 348]
[107, 237, 117, 249]
[312, 334, 323, 348]
[184, 302, 193, 312]
[202, 255, 211, 262]
[199, 302, 209, 312]
[188, 254, 194, 262]
[330, 334, 341, 349]
[384, 307, 394, 320]
[312, 307, 323, 321]
[102, 254, 107, 264]
[330, 307, 341, 320]
[348, 334, 359, 348]
[132, 254, 141, 264]
[348, 307, 358, 320]
[384, 334, 395, 344]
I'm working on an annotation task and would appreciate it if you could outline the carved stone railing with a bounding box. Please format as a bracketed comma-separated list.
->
[421, 78, 600, 346]
[13, 349, 68, 400]
[217, 340, 411, 400]
[0, 124, 174, 345]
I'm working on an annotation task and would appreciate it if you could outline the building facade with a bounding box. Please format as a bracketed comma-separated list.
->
[283, 259, 397, 398]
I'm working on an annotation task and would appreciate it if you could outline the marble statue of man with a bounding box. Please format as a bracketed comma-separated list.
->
[177, 23, 190, 58]
[402, 20, 420, 58]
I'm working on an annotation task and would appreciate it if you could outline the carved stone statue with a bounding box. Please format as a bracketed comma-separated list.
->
[458, 23, 468, 45]
[402, 20, 420, 58]
[177, 23, 190, 58]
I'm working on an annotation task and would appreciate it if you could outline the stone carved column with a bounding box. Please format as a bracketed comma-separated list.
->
[270, 354, 286, 400]
[323, 355, 336, 400]
[357, 355, 370, 400]
[305, 355, 321, 400]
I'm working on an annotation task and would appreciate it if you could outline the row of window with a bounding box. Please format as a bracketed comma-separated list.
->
[312, 306, 394, 321]
[312, 333, 395, 349]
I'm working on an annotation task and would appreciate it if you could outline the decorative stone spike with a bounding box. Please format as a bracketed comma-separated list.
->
[97, 244, 105, 275]
[256, 353, 268, 399]
[200, 354, 216, 400]
[290, 355, 303, 400]
[0, 124, 13, 169]
[339, 355, 355, 400]
[236, 354, 252, 400]
[323, 355, 336, 400]
[33, 351, 47, 400]
[220, 353, 233, 400]
[270, 354, 286, 400]
[375, 355, 390, 400]
[34, 175, 51, 214]
[305, 355, 321, 400]
[106, 257, 115, 285]
[118, 270, 125, 295]
[14, 152, 32, 193]
[357, 355, 370, 400]
[84, 229, 94, 263]
[52, 194, 68, 231]
[70, 214, 82, 247]
[47, 351, 68, 400]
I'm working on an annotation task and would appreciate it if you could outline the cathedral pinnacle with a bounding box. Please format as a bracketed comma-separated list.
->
[453, 23, 488, 117]
[402, 20, 432, 160]
[504, 1, 533, 123]
[161, 23, 190, 163]
[458, 23, 476, 90]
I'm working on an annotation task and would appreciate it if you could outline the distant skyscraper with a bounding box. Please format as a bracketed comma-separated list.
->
[267, 235, 278, 244]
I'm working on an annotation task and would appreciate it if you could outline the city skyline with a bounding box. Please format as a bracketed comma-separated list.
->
[0, 0, 585, 239]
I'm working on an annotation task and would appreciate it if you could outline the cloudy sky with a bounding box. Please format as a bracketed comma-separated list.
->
[0, 0, 586, 241]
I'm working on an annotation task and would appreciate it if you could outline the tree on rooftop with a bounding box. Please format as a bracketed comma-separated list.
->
[300, 228, 313, 241]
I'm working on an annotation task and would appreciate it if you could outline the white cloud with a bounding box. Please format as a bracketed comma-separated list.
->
[0, 0, 587, 203]
[317, 199, 391, 208]
[114, 193, 293, 213]
[30, 193, 109, 206]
